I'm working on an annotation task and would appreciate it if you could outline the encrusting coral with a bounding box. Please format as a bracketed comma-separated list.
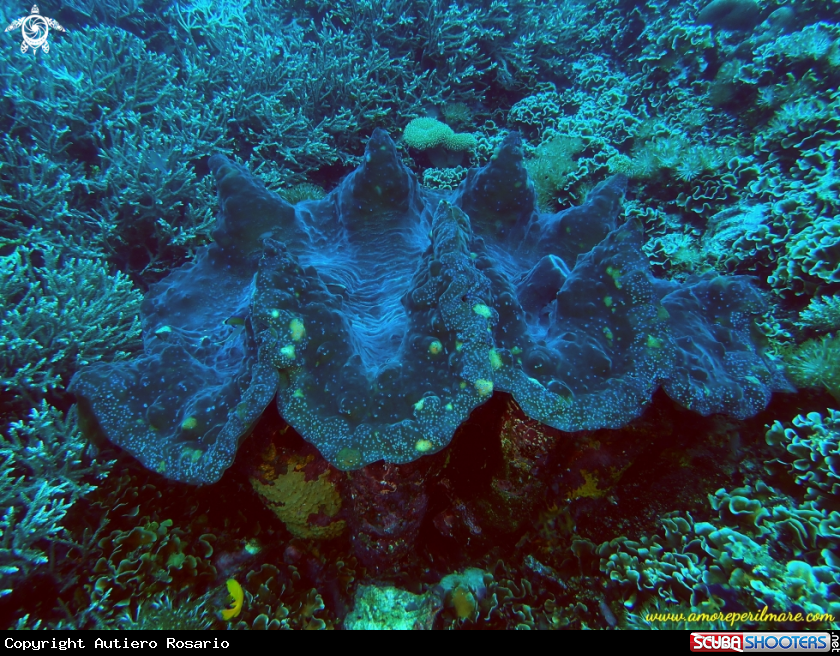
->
[248, 438, 346, 541]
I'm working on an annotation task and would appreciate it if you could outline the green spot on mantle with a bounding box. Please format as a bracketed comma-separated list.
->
[473, 303, 492, 318]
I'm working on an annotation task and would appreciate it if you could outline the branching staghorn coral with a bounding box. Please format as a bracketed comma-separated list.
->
[0, 241, 142, 406]
[0, 402, 113, 594]
[0, 25, 226, 280]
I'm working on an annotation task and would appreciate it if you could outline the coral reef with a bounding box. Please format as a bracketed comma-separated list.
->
[584, 481, 840, 623]
[118, 593, 215, 631]
[344, 585, 441, 630]
[766, 409, 840, 506]
[796, 295, 840, 334]
[4, 0, 840, 632]
[345, 457, 442, 572]
[470, 398, 559, 534]
[0, 403, 112, 595]
[784, 334, 840, 401]
[231, 563, 331, 630]
[0, 242, 142, 407]
[90, 519, 216, 613]
[248, 428, 346, 541]
[403, 117, 477, 152]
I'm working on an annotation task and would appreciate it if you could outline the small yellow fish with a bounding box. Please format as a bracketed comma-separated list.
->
[221, 578, 244, 620]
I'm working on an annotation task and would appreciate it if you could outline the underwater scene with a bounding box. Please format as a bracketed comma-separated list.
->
[0, 0, 839, 632]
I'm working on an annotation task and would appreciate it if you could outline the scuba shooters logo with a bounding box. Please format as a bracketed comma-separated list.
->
[692, 634, 744, 652]
[5, 5, 65, 53]
[690, 632, 831, 652]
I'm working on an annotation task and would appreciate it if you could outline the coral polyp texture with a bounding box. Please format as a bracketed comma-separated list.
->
[71, 130, 785, 484]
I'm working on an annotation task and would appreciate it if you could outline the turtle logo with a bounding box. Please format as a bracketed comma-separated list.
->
[5, 5, 65, 54]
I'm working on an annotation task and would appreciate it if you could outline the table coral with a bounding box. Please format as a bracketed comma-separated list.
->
[71, 129, 785, 484]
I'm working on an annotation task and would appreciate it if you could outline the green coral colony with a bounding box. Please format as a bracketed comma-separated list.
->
[1, 0, 839, 632]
